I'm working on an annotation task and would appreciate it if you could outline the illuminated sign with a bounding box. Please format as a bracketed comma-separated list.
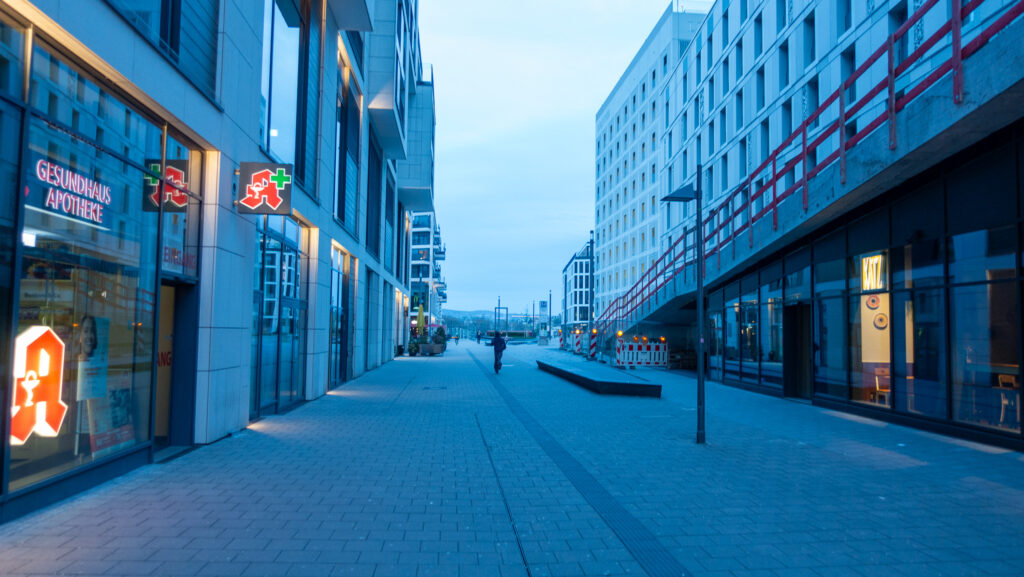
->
[11, 326, 68, 445]
[143, 159, 190, 212]
[236, 162, 293, 215]
[861, 253, 886, 292]
[30, 154, 112, 226]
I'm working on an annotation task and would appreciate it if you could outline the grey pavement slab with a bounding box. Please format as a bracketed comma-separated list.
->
[0, 342, 1020, 577]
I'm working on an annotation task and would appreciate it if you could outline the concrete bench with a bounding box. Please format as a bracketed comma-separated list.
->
[536, 361, 662, 398]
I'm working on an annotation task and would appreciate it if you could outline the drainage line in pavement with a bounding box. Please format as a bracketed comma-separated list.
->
[474, 413, 534, 577]
[469, 350, 693, 577]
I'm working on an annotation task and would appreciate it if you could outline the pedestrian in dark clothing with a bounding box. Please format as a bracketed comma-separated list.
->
[476, 330, 482, 344]
[491, 332, 507, 374]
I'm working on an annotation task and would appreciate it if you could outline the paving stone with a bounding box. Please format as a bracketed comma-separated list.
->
[0, 344, 1020, 577]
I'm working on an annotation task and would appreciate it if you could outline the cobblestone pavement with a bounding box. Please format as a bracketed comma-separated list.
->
[0, 342, 1022, 577]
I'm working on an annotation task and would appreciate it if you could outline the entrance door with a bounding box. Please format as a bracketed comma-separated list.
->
[783, 304, 813, 399]
[154, 282, 197, 453]
[155, 286, 175, 445]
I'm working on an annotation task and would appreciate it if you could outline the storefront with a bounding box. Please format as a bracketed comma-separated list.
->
[0, 13, 202, 519]
[705, 121, 1024, 447]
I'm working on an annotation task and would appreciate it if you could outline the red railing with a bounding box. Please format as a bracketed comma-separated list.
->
[597, 0, 1024, 338]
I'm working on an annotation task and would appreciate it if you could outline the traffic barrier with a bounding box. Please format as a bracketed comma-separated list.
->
[614, 339, 669, 367]
[574, 332, 582, 354]
[589, 334, 597, 359]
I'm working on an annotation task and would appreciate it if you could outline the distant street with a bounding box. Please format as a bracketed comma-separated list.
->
[1, 343, 1022, 577]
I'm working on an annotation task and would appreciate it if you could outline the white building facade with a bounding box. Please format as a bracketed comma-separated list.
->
[408, 211, 446, 335]
[0, 0, 437, 520]
[561, 242, 594, 333]
[593, 8, 704, 319]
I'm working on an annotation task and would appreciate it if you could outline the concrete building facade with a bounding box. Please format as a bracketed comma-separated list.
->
[0, 0, 437, 521]
[597, 0, 1024, 448]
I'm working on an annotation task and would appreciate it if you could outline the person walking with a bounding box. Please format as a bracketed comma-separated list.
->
[476, 330, 482, 344]
[491, 331, 507, 374]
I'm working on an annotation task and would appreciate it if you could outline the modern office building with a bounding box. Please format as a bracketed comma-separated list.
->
[0, 0, 436, 521]
[561, 242, 594, 335]
[597, 0, 1024, 448]
[408, 211, 446, 336]
[593, 7, 704, 321]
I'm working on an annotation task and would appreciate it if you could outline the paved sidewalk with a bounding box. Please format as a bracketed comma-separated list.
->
[0, 343, 1021, 577]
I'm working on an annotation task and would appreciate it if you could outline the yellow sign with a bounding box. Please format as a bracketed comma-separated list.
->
[862, 254, 886, 292]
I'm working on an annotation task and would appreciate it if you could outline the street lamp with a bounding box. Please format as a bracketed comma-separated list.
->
[662, 163, 705, 444]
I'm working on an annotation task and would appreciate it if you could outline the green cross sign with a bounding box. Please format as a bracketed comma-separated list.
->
[270, 168, 291, 190]
[144, 164, 162, 186]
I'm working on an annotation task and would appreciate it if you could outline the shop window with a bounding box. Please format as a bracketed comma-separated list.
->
[760, 278, 783, 387]
[12, 118, 159, 490]
[849, 293, 891, 407]
[950, 282, 1020, 433]
[893, 290, 946, 419]
[260, 0, 309, 172]
[814, 297, 847, 398]
[948, 226, 1017, 285]
[740, 290, 759, 383]
[708, 311, 724, 380]
[725, 298, 741, 381]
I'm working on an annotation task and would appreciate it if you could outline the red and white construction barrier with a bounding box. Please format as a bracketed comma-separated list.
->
[615, 339, 669, 367]
[574, 332, 582, 354]
[589, 334, 597, 359]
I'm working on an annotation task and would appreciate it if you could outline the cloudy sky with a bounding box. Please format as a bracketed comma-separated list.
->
[419, 0, 714, 314]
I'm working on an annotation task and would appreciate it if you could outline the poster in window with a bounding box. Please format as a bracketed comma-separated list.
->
[76, 315, 109, 400]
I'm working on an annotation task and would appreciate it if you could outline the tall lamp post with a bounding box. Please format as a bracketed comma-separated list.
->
[588, 230, 595, 349]
[662, 163, 705, 444]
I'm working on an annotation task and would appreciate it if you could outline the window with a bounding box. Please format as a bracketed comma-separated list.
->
[754, 14, 763, 57]
[838, 0, 852, 34]
[261, 0, 309, 172]
[803, 13, 816, 69]
[756, 67, 765, 110]
[776, 0, 787, 32]
[722, 13, 729, 51]
[334, 73, 361, 229]
[779, 41, 789, 89]
[735, 90, 744, 131]
[735, 40, 743, 81]
[950, 283, 1020, 432]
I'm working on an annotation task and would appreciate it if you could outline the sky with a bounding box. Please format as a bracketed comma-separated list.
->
[419, 0, 714, 315]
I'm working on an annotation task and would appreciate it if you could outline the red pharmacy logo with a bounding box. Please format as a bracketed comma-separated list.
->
[146, 163, 190, 208]
[11, 326, 68, 445]
[239, 168, 291, 211]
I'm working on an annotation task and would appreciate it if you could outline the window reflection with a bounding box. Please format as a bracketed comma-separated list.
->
[893, 290, 946, 418]
[814, 298, 847, 398]
[725, 298, 740, 381]
[950, 282, 1020, 432]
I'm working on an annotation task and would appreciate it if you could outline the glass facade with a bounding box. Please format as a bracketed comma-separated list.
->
[250, 215, 308, 418]
[1, 26, 203, 494]
[704, 130, 1024, 442]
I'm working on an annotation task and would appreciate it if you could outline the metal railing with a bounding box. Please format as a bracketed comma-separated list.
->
[596, 0, 1024, 338]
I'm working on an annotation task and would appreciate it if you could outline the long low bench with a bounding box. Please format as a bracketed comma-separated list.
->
[536, 361, 662, 398]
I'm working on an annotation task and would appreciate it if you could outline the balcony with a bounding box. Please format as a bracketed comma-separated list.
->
[367, 0, 415, 159]
[328, 0, 373, 31]
[434, 245, 445, 261]
[397, 82, 435, 211]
